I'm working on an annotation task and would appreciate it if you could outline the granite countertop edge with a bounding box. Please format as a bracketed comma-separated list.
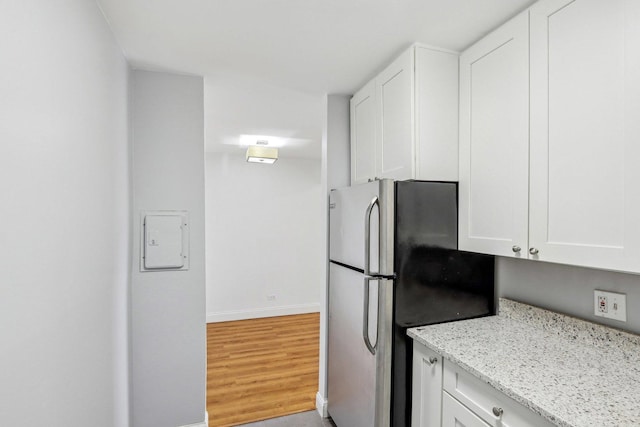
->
[407, 324, 570, 427]
[407, 298, 640, 427]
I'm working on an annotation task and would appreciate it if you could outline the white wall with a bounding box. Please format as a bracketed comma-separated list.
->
[326, 96, 352, 192]
[498, 258, 640, 334]
[205, 153, 323, 322]
[317, 95, 352, 416]
[130, 71, 206, 427]
[0, 1, 130, 426]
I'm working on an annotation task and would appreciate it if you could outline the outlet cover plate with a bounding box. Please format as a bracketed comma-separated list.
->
[594, 290, 627, 322]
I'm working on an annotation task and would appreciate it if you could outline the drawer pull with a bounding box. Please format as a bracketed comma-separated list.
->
[425, 356, 438, 366]
[512, 245, 521, 253]
[492, 407, 504, 417]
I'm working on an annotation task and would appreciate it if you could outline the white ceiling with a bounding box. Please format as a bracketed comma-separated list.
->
[203, 71, 324, 158]
[97, 0, 536, 159]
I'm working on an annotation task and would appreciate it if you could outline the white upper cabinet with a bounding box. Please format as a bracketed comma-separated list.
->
[350, 81, 377, 185]
[350, 45, 459, 185]
[415, 46, 460, 181]
[528, 0, 640, 272]
[460, 0, 640, 273]
[458, 12, 530, 258]
[377, 49, 414, 181]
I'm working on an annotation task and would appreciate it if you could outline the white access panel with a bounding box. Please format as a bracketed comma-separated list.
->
[140, 211, 189, 271]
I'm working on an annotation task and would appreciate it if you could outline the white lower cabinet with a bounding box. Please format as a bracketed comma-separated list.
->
[442, 392, 489, 427]
[411, 342, 443, 427]
[442, 359, 554, 427]
[412, 343, 554, 427]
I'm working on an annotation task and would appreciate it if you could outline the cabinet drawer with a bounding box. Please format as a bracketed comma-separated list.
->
[442, 391, 490, 427]
[443, 359, 554, 427]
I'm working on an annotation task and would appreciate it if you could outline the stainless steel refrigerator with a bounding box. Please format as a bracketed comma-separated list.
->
[327, 180, 495, 427]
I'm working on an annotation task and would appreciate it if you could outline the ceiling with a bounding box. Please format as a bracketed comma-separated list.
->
[203, 71, 324, 158]
[97, 0, 536, 159]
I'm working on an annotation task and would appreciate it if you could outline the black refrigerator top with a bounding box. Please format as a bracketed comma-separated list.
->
[393, 181, 495, 327]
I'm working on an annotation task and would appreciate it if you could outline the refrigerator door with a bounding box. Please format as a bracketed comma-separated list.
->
[328, 263, 377, 427]
[329, 180, 394, 276]
[328, 263, 393, 427]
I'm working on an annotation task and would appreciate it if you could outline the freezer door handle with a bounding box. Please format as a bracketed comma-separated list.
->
[364, 196, 379, 276]
[363, 276, 377, 355]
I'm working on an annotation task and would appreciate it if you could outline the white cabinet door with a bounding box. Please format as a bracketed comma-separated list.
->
[350, 80, 377, 185]
[376, 48, 414, 181]
[415, 46, 459, 181]
[529, 0, 640, 272]
[411, 342, 442, 427]
[458, 12, 530, 258]
[442, 392, 490, 427]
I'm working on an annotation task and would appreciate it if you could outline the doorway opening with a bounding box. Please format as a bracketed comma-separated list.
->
[206, 313, 319, 426]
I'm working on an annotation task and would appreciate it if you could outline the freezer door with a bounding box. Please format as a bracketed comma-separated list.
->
[329, 180, 394, 275]
[328, 263, 393, 427]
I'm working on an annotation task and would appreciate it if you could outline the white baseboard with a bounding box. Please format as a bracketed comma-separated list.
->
[207, 303, 320, 323]
[316, 391, 328, 418]
[178, 411, 208, 427]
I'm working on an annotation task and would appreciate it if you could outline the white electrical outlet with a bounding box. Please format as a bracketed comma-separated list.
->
[594, 290, 627, 322]
[267, 295, 276, 301]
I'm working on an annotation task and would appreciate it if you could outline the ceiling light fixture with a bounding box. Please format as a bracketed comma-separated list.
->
[246, 145, 278, 164]
[239, 134, 288, 148]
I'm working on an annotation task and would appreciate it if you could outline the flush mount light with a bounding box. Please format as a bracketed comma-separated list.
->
[246, 146, 278, 164]
[239, 134, 287, 148]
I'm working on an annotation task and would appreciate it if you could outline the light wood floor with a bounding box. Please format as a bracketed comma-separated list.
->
[207, 313, 320, 427]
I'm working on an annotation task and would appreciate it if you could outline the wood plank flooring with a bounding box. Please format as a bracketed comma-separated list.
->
[207, 313, 320, 427]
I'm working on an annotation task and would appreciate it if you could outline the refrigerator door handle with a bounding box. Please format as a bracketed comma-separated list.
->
[364, 196, 379, 277]
[362, 276, 377, 355]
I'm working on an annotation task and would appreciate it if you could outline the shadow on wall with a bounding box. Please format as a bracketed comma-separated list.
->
[497, 257, 640, 334]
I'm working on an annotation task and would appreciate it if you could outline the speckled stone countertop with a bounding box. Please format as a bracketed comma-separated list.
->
[407, 298, 640, 427]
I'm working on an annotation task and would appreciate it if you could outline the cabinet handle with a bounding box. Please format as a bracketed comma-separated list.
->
[512, 245, 521, 253]
[425, 356, 438, 366]
[492, 407, 504, 417]
[529, 247, 539, 255]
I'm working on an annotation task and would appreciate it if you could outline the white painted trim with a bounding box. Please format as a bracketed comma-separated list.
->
[206, 303, 320, 323]
[413, 42, 460, 55]
[178, 421, 207, 427]
[178, 411, 208, 427]
[316, 391, 328, 418]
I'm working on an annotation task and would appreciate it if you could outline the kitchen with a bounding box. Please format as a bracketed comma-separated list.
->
[2, 1, 639, 427]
